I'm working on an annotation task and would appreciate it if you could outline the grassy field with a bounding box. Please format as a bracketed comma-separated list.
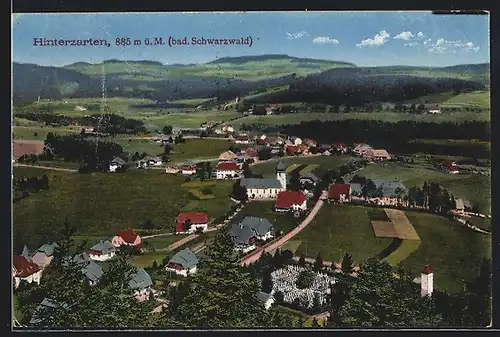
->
[382, 239, 421, 266]
[232, 111, 490, 126]
[441, 91, 490, 108]
[170, 138, 232, 162]
[466, 217, 491, 232]
[12, 168, 233, 252]
[352, 162, 491, 214]
[293, 204, 393, 265]
[252, 155, 356, 178]
[142, 110, 240, 128]
[401, 211, 491, 293]
[230, 201, 302, 234]
[404, 91, 460, 105]
[13, 125, 81, 140]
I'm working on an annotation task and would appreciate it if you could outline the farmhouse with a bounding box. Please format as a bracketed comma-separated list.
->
[88, 240, 116, 262]
[257, 291, 275, 310]
[112, 229, 142, 249]
[137, 155, 163, 168]
[353, 143, 373, 156]
[129, 268, 154, 300]
[176, 211, 209, 234]
[328, 184, 352, 203]
[13, 249, 42, 289]
[219, 150, 238, 162]
[365, 149, 391, 161]
[180, 164, 197, 176]
[165, 248, 199, 277]
[427, 105, 441, 114]
[371, 180, 408, 206]
[275, 191, 307, 213]
[65, 253, 104, 286]
[32, 242, 59, 269]
[109, 157, 126, 172]
[240, 160, 287, 199]
[242, 148, 259, 162]
[216, 162, 241, 179]
[234, 135, 251, 144]
[165, 166, 181, 174]
[230, 216, 274, 253]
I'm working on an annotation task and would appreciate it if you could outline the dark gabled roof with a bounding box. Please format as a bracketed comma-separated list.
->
[276, 160, 287, 172]
[21, 245, 31, 258]
[168, 248, 199, 270]
[37, 243, 59, 256]
[241, 178, 282, 189]
[89, 240, 115, 255]
[111, 157, 126, 165]
[63, 253, 103, 282]
[129, 268, 153, 290]
[29, 298, 65, 325]
[257, 291, 274, 303]
[231, 216, 274, 244]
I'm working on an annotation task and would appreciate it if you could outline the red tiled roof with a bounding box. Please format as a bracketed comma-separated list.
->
[245, 149, 259, 157]
[13, 255, 40, 277]
[115, 229, 139, 244]
[333, 143, 347, 148]
[176, 212, 209, 232]
[235, 136, 249, 141]
[276, 191, 307, 209]
[304, 139, 317, 145]
[328, 184, 351, 200]
[216, 162, 240, 171]
[298, 144, 308, 151]
[286, 145, 299, 153]
[181, 165, 196, 171]
[421, 264, 434, 274]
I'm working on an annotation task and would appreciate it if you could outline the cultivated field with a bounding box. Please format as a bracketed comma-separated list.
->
[232, 111, 490, 126]
[170, 138, 232, 162]
[12, 168, 233, 252]
[12, 140, 45, 158]
[383, 209, 420, 240]
[13, 125, 81, 140]
[252, 155, 356, 178]
[350, 162, 491, 214]
[440, 90, 490, 109]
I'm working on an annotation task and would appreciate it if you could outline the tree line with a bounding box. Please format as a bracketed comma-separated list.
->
[13, 175, 49, 202]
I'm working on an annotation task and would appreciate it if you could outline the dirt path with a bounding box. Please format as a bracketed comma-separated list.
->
[13, 163, 78, 173]
[240, 191, 328, 266]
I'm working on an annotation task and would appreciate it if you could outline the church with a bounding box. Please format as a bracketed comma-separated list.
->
[240, 160, 287, 199]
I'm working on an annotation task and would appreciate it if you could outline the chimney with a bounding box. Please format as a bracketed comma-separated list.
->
[421, 264, 434, 297]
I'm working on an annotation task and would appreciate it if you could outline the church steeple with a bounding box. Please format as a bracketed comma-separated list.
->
[276, 160, 287, 190]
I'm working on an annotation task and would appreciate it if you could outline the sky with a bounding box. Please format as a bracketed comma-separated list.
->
[12, 11, 490, 67]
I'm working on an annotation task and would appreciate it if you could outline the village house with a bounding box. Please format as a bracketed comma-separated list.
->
[321, 149, 332, 156]
[299, 144, 310, 155]
[137, 155, 163, 168]
[221, 124, 235, 133]
[65, 253, 104, 286]
[289, 136, 302, 146]
[353, 143, 373, 157]
[216, 161, 241, 179]
[175, 211, 210, 234]
[129, 268, 154, 301]
[88, 240, 116, 262]
[442, 160, 459, 174]
[455, 198, 465, 213]
[180, 164, 197, 176]
[111, 229, 143, 250]
[230, 216, 274, 253]
[242, 148, 259, 163]
[275, 191, 307, 213]
[359, 180, 408, 206]
[219, 150, 238, 162]
[240, 160, 287, 199]
[365, 149, 392, 161]
[165, 248, 199, 277]
[13, 247, 42, 289]
[285, 145, 300, 156]
[165, 166, 181, 174]
[328, 184, 352, 203]
[108, 157, 126, 172]
[265, 105, 280, 115]
[257, 291, 275, 310]
[333, 143, 348, 154]
[234, 135, 252, 144]
[32, 242, 59, 269]
[427, 105, 441, 114]
[30, 298, 65, 325]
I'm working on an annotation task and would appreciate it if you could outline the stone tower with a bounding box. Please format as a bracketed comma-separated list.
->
[421, 264, 434, 297]
[276, 160, 287, 191]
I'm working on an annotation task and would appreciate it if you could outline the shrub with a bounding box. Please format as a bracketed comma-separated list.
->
[296, 270, 315, 289]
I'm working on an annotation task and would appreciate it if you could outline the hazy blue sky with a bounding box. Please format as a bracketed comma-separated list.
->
[12, 11, 490, 67]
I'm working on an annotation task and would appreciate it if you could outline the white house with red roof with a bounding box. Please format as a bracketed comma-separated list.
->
[216, 162, 241, 180]
[234, 135, 252, 144]
[180, 164, 197, 176]
[285, 145, 300, 155]
[111, 229, 142, 249]
[427, 105, 441, 114]
[275, 191, 307, 213]
[13, 247, 42, 289]
[175, 212, 209, 234]
[328, 184, 352, 203]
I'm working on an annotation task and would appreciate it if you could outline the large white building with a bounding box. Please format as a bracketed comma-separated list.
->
[240, 160, 287, 199]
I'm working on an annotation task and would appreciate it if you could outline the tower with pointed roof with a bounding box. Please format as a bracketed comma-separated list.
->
[276, 160, 287, 191]
[421, 264, 434, 297]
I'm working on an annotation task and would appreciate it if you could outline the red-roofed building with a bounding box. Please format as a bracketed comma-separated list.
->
[216, 162, 241, 179]
[286, 145, 299, 155]
[244, 148, 259, 161]
[427, 105, 441, 114]
[13, 255, 42, 289]
[421, 264, 434, 275]
[333, 143, 348, 154]
[234, 135, 251, 144]
[328, 184, 352, 203]
[441, 160, 459, 174]
[298, 144, 309, 154]
[275, 191, 307, 213]
[112, 229, 142, 248]
[176, 212, 210, 234]
[420, 264, 434, 297]
[180, 165, 197, 176]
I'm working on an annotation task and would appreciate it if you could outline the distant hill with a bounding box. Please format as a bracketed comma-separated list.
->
[207, 54, 355, 66]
